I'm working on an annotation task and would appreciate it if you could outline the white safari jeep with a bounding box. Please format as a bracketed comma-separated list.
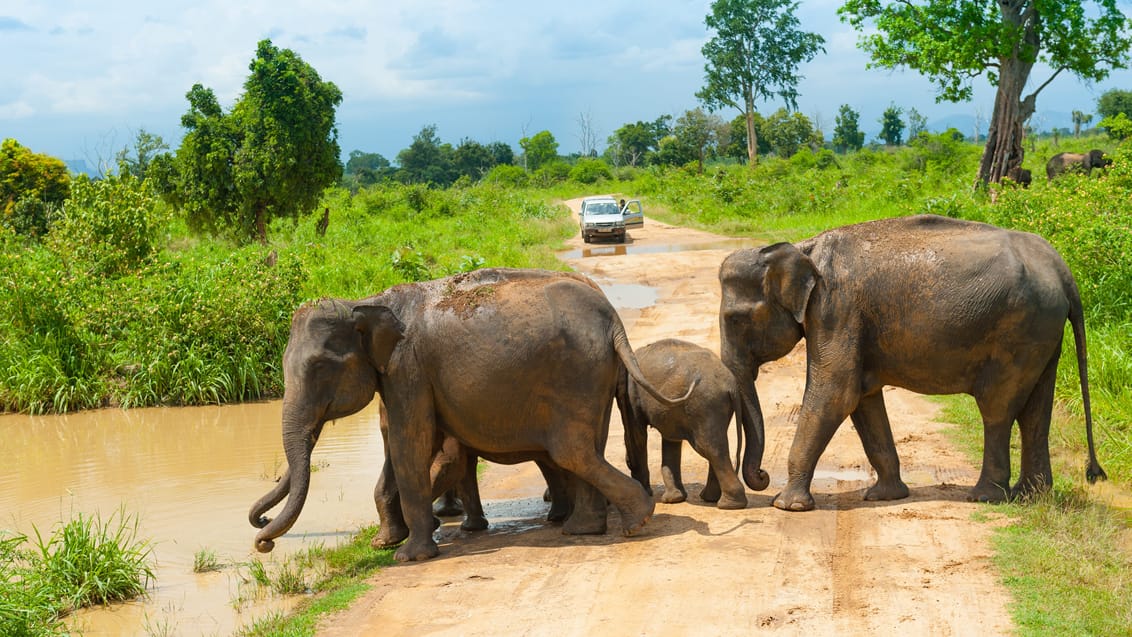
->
[579, 196, 643, 243]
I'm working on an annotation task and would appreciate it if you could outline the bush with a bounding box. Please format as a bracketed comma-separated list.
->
[482, 164, 529, 187]
[48, 175, 164, 276]
[569, 158, 613, 184]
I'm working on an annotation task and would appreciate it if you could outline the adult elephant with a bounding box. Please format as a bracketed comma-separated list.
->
[248, 268, 699, 561]
[1046, 149, 1111, 179]
[718, 215, 1106, 512]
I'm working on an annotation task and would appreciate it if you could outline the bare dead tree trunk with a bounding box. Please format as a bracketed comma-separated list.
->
[745, 95, 758, 168]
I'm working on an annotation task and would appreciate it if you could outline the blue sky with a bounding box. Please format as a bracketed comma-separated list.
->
[3, 1, 1131, 167]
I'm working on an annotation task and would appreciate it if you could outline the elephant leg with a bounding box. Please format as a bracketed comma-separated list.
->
[386, 401, 441, 562]
[455, 455, 488, 532]
[552, 434, 653, 537]
[850, 392, 909, 502]
[689, 427, 747, 509]
[659, 438, 687, 504]
[430, 434, 467, 517]
[621, 397, 653, 495]
[373, 413, 409, 548]
[561, 472, 608, 535]
[775, 384, 857, 512]
[1012, 355, 1057, 500]
[538, 460, 571, 523]
[433, 490, 463, 517]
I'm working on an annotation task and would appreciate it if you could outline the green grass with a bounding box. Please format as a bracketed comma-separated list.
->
[938, 395, 1132, 636]
[0, 508, 155, 636]
[192, 547, 222, 573]
[233, 525, 395, 637]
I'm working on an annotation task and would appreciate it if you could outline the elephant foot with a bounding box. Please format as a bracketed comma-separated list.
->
[460, 515, 489, 532]
[433, 500, 465, 517]
[372, 524, 410, 549]
[618, 493, 655, 537]
[716, 491, 748, 510]
[661, 488, 687, 504]
[562, 512, 607, 535]
[699, 482, 722, 503]
[967, 481, 1010, 504]
[773, 486, 815, 512]
[863, 478, 910, 502]
[546, 501, 570, 523]
[393, 536, 439, 562]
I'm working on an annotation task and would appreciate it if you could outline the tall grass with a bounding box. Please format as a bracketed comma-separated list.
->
[0, 509, 154, 636]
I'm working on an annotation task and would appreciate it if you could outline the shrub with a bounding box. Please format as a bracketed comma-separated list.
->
[482, 164, 529, 187]
[48, 175, 164, 276]
[569, 158, 613, 184]
[0, 139, 71, 239]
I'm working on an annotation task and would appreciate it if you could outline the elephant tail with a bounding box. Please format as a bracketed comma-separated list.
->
[730, 387, 743, 473]
[612, 322, 696, 407]
[1070, 292, 1107, 484]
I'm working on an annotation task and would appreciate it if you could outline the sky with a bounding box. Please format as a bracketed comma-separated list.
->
[3, 1, 1132, 169]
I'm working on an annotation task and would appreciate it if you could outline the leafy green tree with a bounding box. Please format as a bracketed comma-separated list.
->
[839, 1, 1132, 184]
[762, 108, 815, 158]
[1097, 88, 1132, 120]
[1099, 112, 1132, 140]
[115, 129, 170, 180]
[0, 139, 71, 238]
[879, 104, 905, 146]
[395, 125, 456, 186]
[519, 130, 559, 171]
[1071, 110, 1093, 138]
[674, 108, 724, 173]
[831, 104, 865, 153]
[607, 116, 672, 166]
[697, 0, 825, 167]
[486, 141, 515, 166]
[569, 157, 613, 184]
[167, 39, 343, 243]
[48, 175, 161, 276]
[452, 139, 496, 181]
[345, 150, 392, 186]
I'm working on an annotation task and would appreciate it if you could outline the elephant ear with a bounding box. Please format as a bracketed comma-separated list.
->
[763, 243, 817, 324]
[352, 304, 405, 373]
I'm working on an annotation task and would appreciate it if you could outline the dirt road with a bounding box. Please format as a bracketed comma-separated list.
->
[318, 199, 1014, 636]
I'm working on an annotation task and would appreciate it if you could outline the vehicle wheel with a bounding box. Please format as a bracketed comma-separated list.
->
[583, 234, 591, 244]
[617, 234, 626, 244]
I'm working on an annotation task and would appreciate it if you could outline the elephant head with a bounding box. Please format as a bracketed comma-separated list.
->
[717, 244, 814, 491]
[1046, 149, 1111, 179]
[249, 298, 404, 552]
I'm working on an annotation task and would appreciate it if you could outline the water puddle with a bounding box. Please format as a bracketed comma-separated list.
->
[598, 283, 658, 309]
[558, 237, 762, 260]
[0, 400, 387, 636]
[811, 467, 874, 484]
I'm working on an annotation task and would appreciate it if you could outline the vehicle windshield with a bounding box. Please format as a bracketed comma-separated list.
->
[585, 201, 619, 215]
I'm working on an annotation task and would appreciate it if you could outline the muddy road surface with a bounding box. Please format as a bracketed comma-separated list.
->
[318, 199, 1014, 636]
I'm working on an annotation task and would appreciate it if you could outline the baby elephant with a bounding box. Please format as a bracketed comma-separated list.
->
[623, 339, 748, 509]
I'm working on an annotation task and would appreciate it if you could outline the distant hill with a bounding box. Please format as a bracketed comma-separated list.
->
[65, 159, 91, 175]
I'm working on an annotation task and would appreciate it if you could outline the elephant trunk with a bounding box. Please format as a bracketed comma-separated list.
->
[722, 344, 769, 490]
[253, 411, 324, 553]
[248, 467, 291, 528]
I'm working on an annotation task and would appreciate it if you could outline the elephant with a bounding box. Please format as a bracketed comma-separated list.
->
[622, 338, 754, 509]
[248, 267, 701, 562]
[1046, 149, 1111, 179]
[718, 214, 1106, 512]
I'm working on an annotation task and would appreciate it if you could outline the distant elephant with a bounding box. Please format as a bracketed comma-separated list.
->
[1007, 167, 1032, 188]
[248, 268, 697, 562]
[718, 215, 1106, 512]
[1046, 149, 1111, 179]
[622, 338, 756, 509]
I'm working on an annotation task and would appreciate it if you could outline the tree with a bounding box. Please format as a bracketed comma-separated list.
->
[576, 110, 599, 157]
[762, 108, 815, 158]
[697, 0, 825, 167]
[519, 130, 558, 171]
[831, 104, 865, 153]
[344, 150, 392, 186]
[486, 141, 515, 166]
[1071, 110, 1093, 138]
[878, 104, 905, 146]
[396, 125, 456, 186]
[0, 138, 71, 238]
[115, 129, 170, 180]
[839, 1, 1132, 185]
[673, 108, 724, 173]
[906, 107, 928, 139]
[1097, 88, 1132, 120]
[452, 139, 496, 181]
[168, 39, 342, 243]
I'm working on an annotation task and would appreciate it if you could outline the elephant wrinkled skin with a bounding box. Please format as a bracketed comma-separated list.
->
[249, 268, 702, 562]
[623, 338, 763, 509]
[718, 215, 1106, 512]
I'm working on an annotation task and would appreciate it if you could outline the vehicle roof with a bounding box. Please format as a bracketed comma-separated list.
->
[582, 196, 617, 203]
